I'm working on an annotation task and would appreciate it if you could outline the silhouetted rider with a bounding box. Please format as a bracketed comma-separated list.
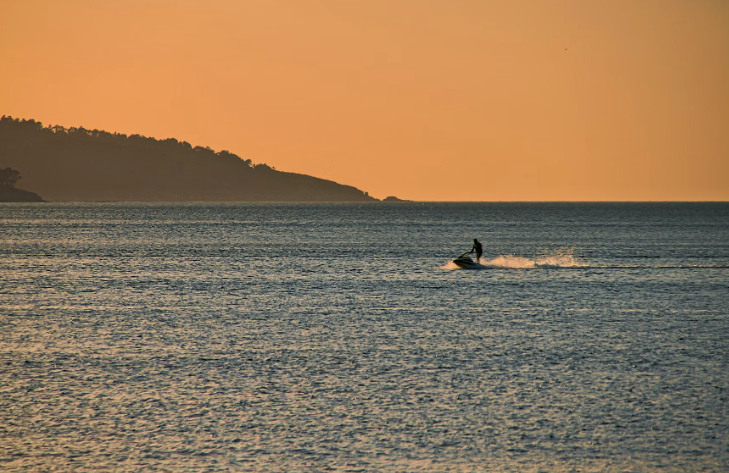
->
[470, 238, 483, 263]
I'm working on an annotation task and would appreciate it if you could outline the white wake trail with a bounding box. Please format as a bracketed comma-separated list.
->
[444, 248, 585, 270]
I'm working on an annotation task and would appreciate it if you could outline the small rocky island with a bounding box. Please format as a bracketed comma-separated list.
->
[382, 196, 410, 202]
[0, 167, 44, 202]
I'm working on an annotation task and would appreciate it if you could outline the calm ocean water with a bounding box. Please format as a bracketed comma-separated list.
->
[1, 202, 728, 472]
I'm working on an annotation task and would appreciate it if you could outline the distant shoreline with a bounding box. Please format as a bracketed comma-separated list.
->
[0, 116, 379, 203]
[4, 200, 728, 205]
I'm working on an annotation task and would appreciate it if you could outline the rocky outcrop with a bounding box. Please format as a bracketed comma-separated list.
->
[0, 187, 44, 202]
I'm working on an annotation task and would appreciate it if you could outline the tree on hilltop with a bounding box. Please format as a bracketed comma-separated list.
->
[0, 167, 21, 188]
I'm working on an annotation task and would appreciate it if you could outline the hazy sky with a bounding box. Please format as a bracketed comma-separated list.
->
[2, 0, 728, 201]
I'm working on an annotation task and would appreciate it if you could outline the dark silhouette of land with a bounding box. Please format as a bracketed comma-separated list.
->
[0, 186, 44, 202]
[0, 116, 378, 202]
[0, 166, 44, 202]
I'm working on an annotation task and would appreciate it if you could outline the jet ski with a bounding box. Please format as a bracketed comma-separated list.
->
[452, 251, 479, 269]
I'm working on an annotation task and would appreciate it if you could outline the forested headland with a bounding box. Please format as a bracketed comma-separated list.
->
[0, 116, 378, 202]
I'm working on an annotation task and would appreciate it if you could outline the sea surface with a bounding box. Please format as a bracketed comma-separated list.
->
[1, 202, 728, 472]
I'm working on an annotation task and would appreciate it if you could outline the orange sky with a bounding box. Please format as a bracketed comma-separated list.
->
[1, 0, 728, 201]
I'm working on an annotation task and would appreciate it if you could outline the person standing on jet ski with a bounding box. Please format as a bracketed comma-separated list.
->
[470, 238, 483, 263]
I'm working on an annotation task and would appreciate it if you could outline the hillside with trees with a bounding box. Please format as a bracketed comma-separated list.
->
[0, 116, 377, 202]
